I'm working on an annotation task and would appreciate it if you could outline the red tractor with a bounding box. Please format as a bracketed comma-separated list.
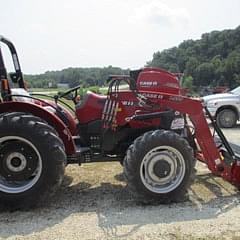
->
[0, 36, 240, 208]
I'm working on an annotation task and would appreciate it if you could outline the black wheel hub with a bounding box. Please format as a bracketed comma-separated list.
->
[153, 160, 171, 178]
[0, 141, 39, 181]
[11, 157, 22, 167]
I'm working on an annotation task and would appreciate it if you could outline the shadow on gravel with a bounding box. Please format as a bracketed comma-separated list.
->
[0, 172, 239, 239]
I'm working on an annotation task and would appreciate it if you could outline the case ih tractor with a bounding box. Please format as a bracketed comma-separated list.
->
[0, 36, 240, 209]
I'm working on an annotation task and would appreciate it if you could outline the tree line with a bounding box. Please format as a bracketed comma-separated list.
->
[24, 66, 129, 89]
[25, 26, 240, 90]
[147, 25, 240, 89]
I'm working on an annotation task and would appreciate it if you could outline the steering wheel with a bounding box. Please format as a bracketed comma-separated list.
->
[56, 84, 81, 104]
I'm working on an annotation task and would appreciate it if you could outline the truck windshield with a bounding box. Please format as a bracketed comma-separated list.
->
[230, 86, 240, 95]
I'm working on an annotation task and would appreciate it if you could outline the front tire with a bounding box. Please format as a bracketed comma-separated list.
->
[216, 109, 237, 128]
[0, 112, 66, 209]
[124, 130, 195, 203]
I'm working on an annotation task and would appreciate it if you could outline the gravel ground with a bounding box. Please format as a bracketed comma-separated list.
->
[0, 125, 240, 240]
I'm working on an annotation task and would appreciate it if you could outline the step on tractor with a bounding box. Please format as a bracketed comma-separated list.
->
[0, 36, 240, 209]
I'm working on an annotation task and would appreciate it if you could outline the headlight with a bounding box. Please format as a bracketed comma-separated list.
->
[206, 101, 218, 107]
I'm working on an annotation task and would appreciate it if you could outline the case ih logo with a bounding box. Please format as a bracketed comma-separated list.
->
[142, 93, 163, 99]
[140, 81, 158, 87]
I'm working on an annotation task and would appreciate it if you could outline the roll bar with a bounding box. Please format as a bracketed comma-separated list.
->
[0, 35, 24, 88]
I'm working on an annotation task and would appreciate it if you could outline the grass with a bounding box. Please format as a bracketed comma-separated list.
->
[29, 88, 77, 110]
[29, 88, 66, 92]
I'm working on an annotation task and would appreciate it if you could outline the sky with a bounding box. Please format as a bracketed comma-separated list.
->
[0, 0, 239, 74]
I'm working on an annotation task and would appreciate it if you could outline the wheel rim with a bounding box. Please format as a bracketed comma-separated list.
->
[220, 111, 235, 127]
[0, 136, 42, 194]
[140, 146, 186, 194]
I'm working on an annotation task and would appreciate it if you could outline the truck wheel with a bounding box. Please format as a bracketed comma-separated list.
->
[0, 112, 66, 209]
[216, 109, 237, 128]
[124, 130, 195, 203]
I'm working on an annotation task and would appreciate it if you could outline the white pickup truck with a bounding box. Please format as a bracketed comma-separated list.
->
[203, 86, 240, 128]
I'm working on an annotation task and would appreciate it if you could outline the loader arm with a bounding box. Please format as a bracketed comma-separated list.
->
[138, 91, 240, 186]
[106, 90, 240, 187]
[136, 92, 222, 173]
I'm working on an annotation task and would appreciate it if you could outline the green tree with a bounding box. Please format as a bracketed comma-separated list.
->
[195, 62, 215, 86]
[182, 75, 193, 91]
[147, 25, 240, 89]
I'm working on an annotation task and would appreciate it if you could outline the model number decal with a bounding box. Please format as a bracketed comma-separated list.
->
[163, 83, 179, 88]
[169, 96, 183, 102]
[122, 101, 134, 106]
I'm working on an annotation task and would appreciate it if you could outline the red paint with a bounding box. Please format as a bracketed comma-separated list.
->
[40, 99, 77, 135]
[137, 68, 180, 94]
[76, 67, 181, 127]
[76, 92, 106, 124]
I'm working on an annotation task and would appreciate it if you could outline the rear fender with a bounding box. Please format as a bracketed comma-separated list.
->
[0, 102, 76, 155]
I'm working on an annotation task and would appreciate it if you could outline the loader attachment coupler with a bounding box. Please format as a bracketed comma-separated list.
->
[204, 106, 240, 186]
[205, 106, 236, 160]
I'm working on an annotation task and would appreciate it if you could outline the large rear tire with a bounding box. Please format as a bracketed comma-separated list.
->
[0, 112, 66, 209]
[124, 130, 195, 203]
